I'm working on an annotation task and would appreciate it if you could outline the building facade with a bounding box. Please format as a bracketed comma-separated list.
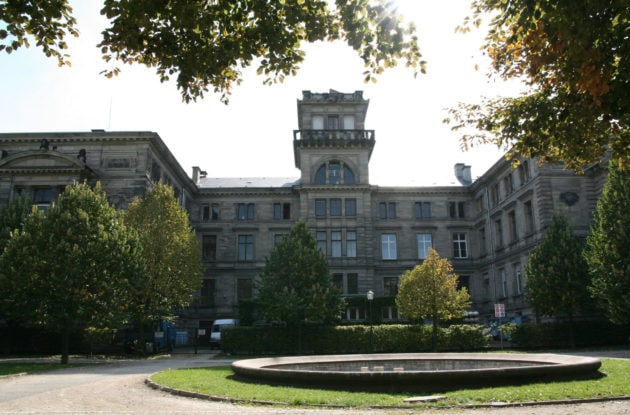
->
[0, 90, 606, 329]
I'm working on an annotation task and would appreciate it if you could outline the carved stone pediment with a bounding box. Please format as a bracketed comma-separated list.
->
[0, 150, 88, 174]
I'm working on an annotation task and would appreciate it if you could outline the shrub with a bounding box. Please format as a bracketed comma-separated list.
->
[222, 324, 489, 355]
[511, 321, 629, 349]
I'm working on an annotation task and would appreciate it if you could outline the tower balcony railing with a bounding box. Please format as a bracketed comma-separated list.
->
[293, 129, 375, 141]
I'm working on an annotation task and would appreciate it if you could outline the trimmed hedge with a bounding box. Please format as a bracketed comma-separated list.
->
[511, 321, 629, 349]
[221, 324, 490, 355]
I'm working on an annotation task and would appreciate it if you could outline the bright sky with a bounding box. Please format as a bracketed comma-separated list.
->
[0, 1, 523, 186]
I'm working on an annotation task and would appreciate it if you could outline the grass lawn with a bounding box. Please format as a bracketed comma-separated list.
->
[150, 359, 630, 408]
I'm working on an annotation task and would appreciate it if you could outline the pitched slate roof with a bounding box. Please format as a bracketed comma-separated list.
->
[198, 177, 300, 189]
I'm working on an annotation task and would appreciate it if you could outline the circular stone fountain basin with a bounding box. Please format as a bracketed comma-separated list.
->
[231, 353, 602, 391]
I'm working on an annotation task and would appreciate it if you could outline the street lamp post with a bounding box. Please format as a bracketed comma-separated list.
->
[367, 290, 374, 353]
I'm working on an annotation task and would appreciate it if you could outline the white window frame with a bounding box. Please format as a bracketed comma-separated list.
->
[416, 233, 432, 259]
[453, 232, 468, 259]
[331, 230, 342, 258]
[346, 230, 357, 258]
[381, 234, 397, 260]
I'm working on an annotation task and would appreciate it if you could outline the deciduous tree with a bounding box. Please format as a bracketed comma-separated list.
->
[123, 183, 202, 350]
[525, 214, 593, 346]
[0, 194, 32, 250]
[2, 0, 424, 103]
[396, 248, 470, 352]
[585, 160, 630, 324]
[257, 221, 343, 326]
[447, 1, 630, 171]
[0, 182, 142, 363]
[0, 0, 78, 67]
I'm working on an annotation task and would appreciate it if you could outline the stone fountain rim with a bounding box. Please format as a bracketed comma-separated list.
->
[233, 352, 600, 372]
[230, 353, 602, 387]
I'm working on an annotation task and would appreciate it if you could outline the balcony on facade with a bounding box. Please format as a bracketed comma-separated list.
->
[293, 129, 375, 142]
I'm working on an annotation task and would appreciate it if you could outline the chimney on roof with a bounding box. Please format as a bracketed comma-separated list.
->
[454, 163, 472, 186]
[192, 166, 201, 184]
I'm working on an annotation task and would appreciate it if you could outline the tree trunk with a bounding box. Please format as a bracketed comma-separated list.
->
[568, 313, 576, 348]
[137, 322, 146, 355]
[61, 327, 70, 364]
[431, 318, 439, 352]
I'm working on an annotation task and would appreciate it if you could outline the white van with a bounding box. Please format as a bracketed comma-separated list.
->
[210, 319, 238, 349]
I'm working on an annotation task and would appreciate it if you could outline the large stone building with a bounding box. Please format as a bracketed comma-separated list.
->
[0, 90, 606, 329]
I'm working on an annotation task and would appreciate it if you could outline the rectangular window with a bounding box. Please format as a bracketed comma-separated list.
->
[388, 202, 396, 219]
[495, 219, 503, 248]
[312, 115, 324, 130]
[315, 199, 327, 217]
[416, 233, 432, 259]
[237, 235, 254, 261]
[273, 203, 282, 220]
[33, 187, 53, 211]
[342, 115, 355, 129]
[500, 268, 508, 298]
[237, 203, 254, 220]
[379, 202, 387, 219]
[237, 278, 253, 301]
[491, 184, 500, 206]
[345, 198, 356, 216]
[198, 279, 215, 306]
[316, 231, 327, 253]
[449, 201, 465, 218]
[202, 204, 210, 221]
[383, 277, 399, 296]
[514, 264, 522, 295]
[504, 174, 513, 195]
[519, 160, 530, 184]
[509, 210, 518, 243]
[346, 230, 357, 258]
[379, 202, 396, 219]
[333, 273, 343, 293]
[414, 202, 431, 219]
[381, 234, 397, 260]
[327, 115, 339, 129]
[331, 230, 342, 258]
[347, 273, 358, 295]
[273, 202, 291, 220]
[282, 202, 290, 219]
[202, 235, 217, 261]
[458, 275, 471, 293]
[211, 203, 220, 220]
[479, 227, 487, 255]
[453, 232, 468, 258]
[330, 199, 342, 216]
[524, 201, 534, 234]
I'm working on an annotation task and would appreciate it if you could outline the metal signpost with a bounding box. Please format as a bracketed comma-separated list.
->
[495, 303, 505, 349]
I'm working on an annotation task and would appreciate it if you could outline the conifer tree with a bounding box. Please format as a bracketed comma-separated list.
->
[585, 161, 630, 324]
[526, 214, 592, 346]
[257, 221, 343, 326]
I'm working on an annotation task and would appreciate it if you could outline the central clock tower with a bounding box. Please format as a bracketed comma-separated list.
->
[293, 90, 374, 186]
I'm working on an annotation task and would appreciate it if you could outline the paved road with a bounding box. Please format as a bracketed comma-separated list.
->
[1, 352, 630, 415]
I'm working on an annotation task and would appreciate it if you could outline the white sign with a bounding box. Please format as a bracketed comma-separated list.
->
[494, 303, 506, 318]
[197, 329, 206, 335]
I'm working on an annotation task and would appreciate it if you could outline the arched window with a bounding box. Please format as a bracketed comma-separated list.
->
[314, 161, 355, 185]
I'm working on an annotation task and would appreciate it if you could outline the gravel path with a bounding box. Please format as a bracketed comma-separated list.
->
[1, 352, 629, 415]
